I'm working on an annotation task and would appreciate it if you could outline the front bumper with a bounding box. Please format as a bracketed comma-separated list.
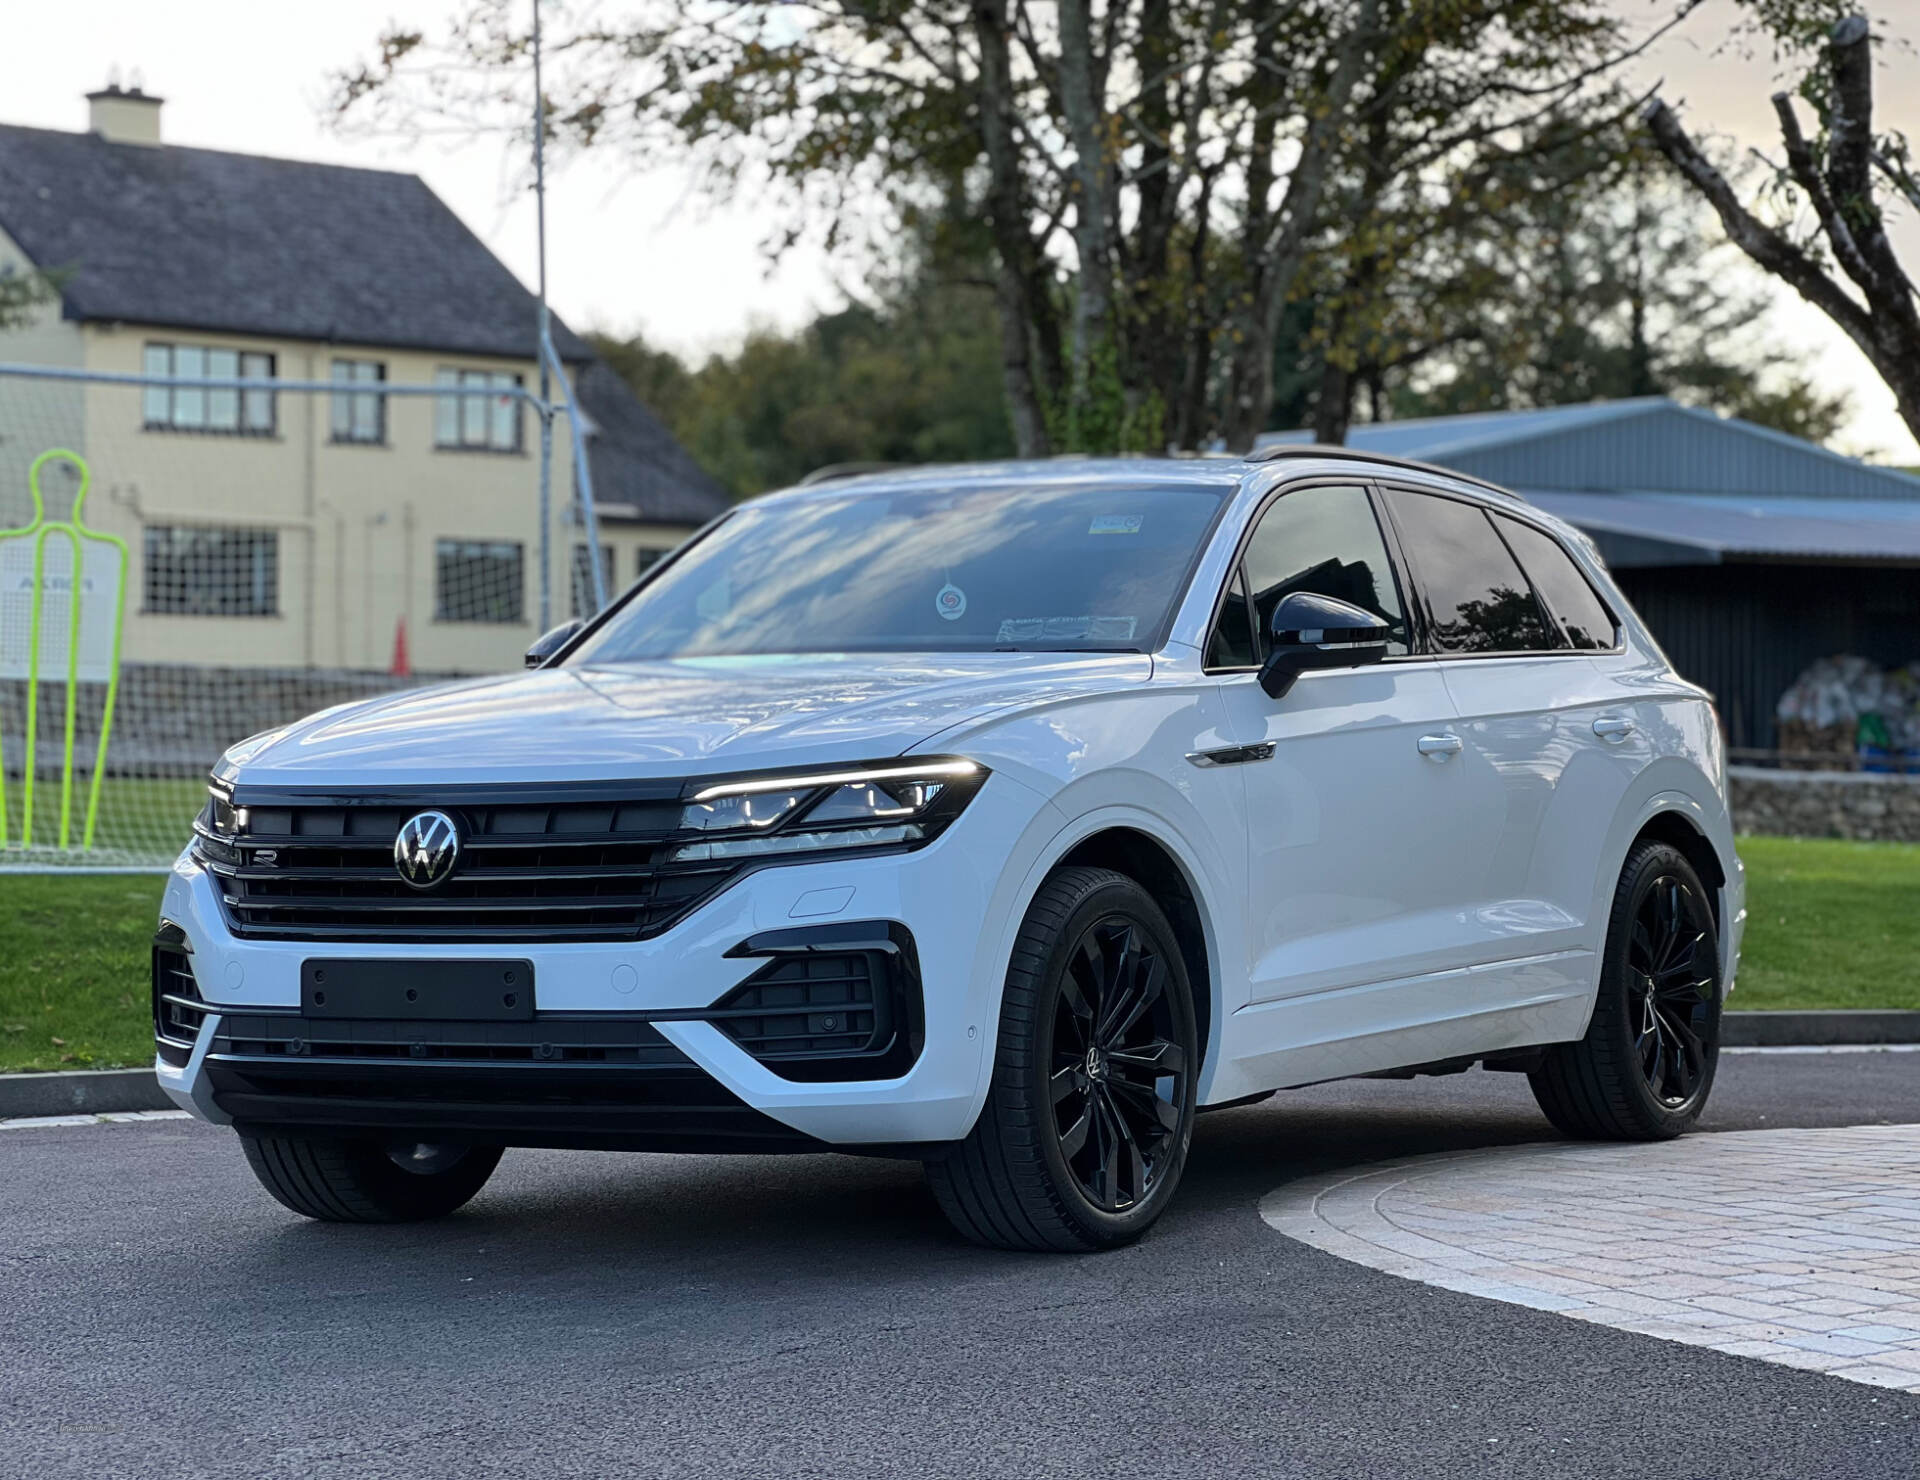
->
[157, 774, 1044, 1147]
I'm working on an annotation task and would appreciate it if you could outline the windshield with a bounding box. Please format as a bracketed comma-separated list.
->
[567, 481, 1229, 662]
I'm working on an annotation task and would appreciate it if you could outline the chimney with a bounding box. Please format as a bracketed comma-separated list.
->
[87, 81, 163, 146]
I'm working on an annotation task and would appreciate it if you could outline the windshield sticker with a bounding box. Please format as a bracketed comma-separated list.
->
[995, 615, 1138, 643]
[935, 582, 968, 621]
[1088, 514, 1143, 536]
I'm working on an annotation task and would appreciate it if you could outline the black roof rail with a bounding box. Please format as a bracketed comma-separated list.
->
[1245, 442, 1519, 501]
[797, 461, 903, 487]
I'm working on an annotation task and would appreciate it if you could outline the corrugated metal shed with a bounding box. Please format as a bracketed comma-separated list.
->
[1523, 491, 1920, 566]
[1260, 398, 1920, 566]
[1259, 398, 1920, 501]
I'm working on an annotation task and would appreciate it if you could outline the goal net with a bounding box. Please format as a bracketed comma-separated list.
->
[0, 363, 609, 869]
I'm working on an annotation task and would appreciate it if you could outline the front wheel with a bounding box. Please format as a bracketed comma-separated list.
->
[1529, 840, 1722, 1140]
[240, 1134, 504, 1222]
[925, 866, 1198, 1252]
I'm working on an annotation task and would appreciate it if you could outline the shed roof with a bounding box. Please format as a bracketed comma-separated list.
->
[1261, 398, 1920, 567]
[1260, 398, 1920, 501]
[0, 122, 592, 361]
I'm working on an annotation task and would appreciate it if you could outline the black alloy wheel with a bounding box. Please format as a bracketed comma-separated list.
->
[925, 866, 1199, 1251]
[1627, 873, 1717, 1107]
[1048, 915, 1188, 1213]
[1530, 838, 1722, 1141]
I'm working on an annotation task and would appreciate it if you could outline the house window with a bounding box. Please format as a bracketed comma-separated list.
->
[434, 369, 523, 452]
[330, 359, 386, 444]
[435, 538, 524, 623]
[571, 542, 615, 619]
[142, 526, 279, 616]
[142, 343, 275, 435]
[636, 547, 666, 578]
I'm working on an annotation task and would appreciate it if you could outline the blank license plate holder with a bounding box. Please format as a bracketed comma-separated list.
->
[301, 959, 535, 1020]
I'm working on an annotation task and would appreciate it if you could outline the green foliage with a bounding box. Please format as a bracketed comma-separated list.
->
[592, 256, 1014, 496]
[1369, 162, 1854, 444]
[1046, 336, 1165, 455]
[0, 264, 65, 333]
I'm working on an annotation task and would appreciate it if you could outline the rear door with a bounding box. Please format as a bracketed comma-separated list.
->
[1379, 486, 1634, 1025]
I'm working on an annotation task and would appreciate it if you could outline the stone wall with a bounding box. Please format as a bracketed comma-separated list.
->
[1729, 765, 1920, 843]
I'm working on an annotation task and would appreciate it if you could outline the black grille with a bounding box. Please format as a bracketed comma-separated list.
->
[713, 922, 924, 1082]
[214, 1013, 691, 1067]
[716, 955, 883, 1060]
[153, 925, 211, 1067]
[201, 791, 735, 943]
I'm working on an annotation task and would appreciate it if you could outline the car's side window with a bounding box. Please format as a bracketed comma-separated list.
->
[1384, 489, 1562, 655]
[1206, 565, 1258, 668]
[1490, 514, 1619, 651]
[1228, 483, 1411, 662]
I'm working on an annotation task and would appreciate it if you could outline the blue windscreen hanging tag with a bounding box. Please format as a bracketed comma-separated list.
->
[935, 582, 968, 621]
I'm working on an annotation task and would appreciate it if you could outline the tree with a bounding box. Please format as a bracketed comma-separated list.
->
[590, 241, 1015, 495]
[0, 264, 63, 332]
[1375, 158, 1854, 442]
[1645, 8, 1920, 443]
[331, 0, 1667, 456]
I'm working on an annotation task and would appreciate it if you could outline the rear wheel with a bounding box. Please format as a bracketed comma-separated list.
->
[925, 866, 1198, 1252]
[240, 1134, 503, 1222]
[1529, 840, 1722, 1140]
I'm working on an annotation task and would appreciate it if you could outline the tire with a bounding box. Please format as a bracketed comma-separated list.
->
[925, 866, 1199, 1252]
[239, 1135, 504, 1223]
[1529, 840, 1722, 1141]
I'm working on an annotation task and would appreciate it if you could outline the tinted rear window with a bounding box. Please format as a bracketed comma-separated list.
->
[1385, 490, 1560, 654]
[1492, 514, 1618, 650]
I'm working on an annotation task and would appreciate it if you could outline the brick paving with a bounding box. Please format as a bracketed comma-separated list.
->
[1259, 1124, 1920, 1393]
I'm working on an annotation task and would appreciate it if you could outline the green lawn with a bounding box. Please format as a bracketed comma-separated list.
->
[1731, 835, 1920, 1012]
[2, 835, 1916, 1073]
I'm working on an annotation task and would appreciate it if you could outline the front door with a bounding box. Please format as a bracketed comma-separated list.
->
[1210, 483, 1494, 1014]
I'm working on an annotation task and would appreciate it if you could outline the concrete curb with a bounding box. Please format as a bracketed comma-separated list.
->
[1723, 1010, 1920, 1047]
[0, 1068, 171, 1118]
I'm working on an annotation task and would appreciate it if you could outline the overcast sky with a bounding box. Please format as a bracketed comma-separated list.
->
[4, 0, 1914, 460]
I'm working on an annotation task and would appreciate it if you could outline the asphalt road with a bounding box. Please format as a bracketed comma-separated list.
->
[5, 1053, 1919, 1480]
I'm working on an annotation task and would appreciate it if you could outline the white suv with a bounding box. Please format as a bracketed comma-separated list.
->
[156, 449, 1743, 1251]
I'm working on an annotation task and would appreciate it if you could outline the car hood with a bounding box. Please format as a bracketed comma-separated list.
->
[218, 652, 1153, 788]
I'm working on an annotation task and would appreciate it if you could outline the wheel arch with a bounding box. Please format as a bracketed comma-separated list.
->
[1631, 808, 1729, 931]
[1053, 825, 1216, 1089]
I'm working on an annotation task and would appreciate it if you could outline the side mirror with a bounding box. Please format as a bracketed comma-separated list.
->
[525, 619, 584, 669]
[1258, 592, 1390, 699]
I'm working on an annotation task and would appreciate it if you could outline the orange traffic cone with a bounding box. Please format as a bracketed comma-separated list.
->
[390, 616, 411, 678]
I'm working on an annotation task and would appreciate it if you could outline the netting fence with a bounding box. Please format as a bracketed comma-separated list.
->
[0, 356, 617, 869]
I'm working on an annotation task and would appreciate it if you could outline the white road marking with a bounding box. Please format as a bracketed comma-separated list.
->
[0, 1109, 191, 1131]
[1724, 1043, 1920, 1055]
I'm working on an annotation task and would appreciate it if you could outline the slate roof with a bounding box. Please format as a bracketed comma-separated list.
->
[0, 122, 591, 361]
[573, 359, 731, 526]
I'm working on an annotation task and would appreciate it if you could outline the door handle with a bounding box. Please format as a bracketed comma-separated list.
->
[1593, 716, 1636, 743]
[1417, 733, 1463, 760]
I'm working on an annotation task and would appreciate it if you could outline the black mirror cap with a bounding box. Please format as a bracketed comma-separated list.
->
[1259, 592, 1391, 698]
[525, 619, 585, 669]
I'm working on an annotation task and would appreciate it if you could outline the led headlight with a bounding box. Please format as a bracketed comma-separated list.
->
[668, 758, 985, 863]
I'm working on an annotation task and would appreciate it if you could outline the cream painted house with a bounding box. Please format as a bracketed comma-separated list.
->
[0, 86, 729, 676]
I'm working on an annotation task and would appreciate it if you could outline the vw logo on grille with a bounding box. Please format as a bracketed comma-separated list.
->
[393, 810, 461, 889]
